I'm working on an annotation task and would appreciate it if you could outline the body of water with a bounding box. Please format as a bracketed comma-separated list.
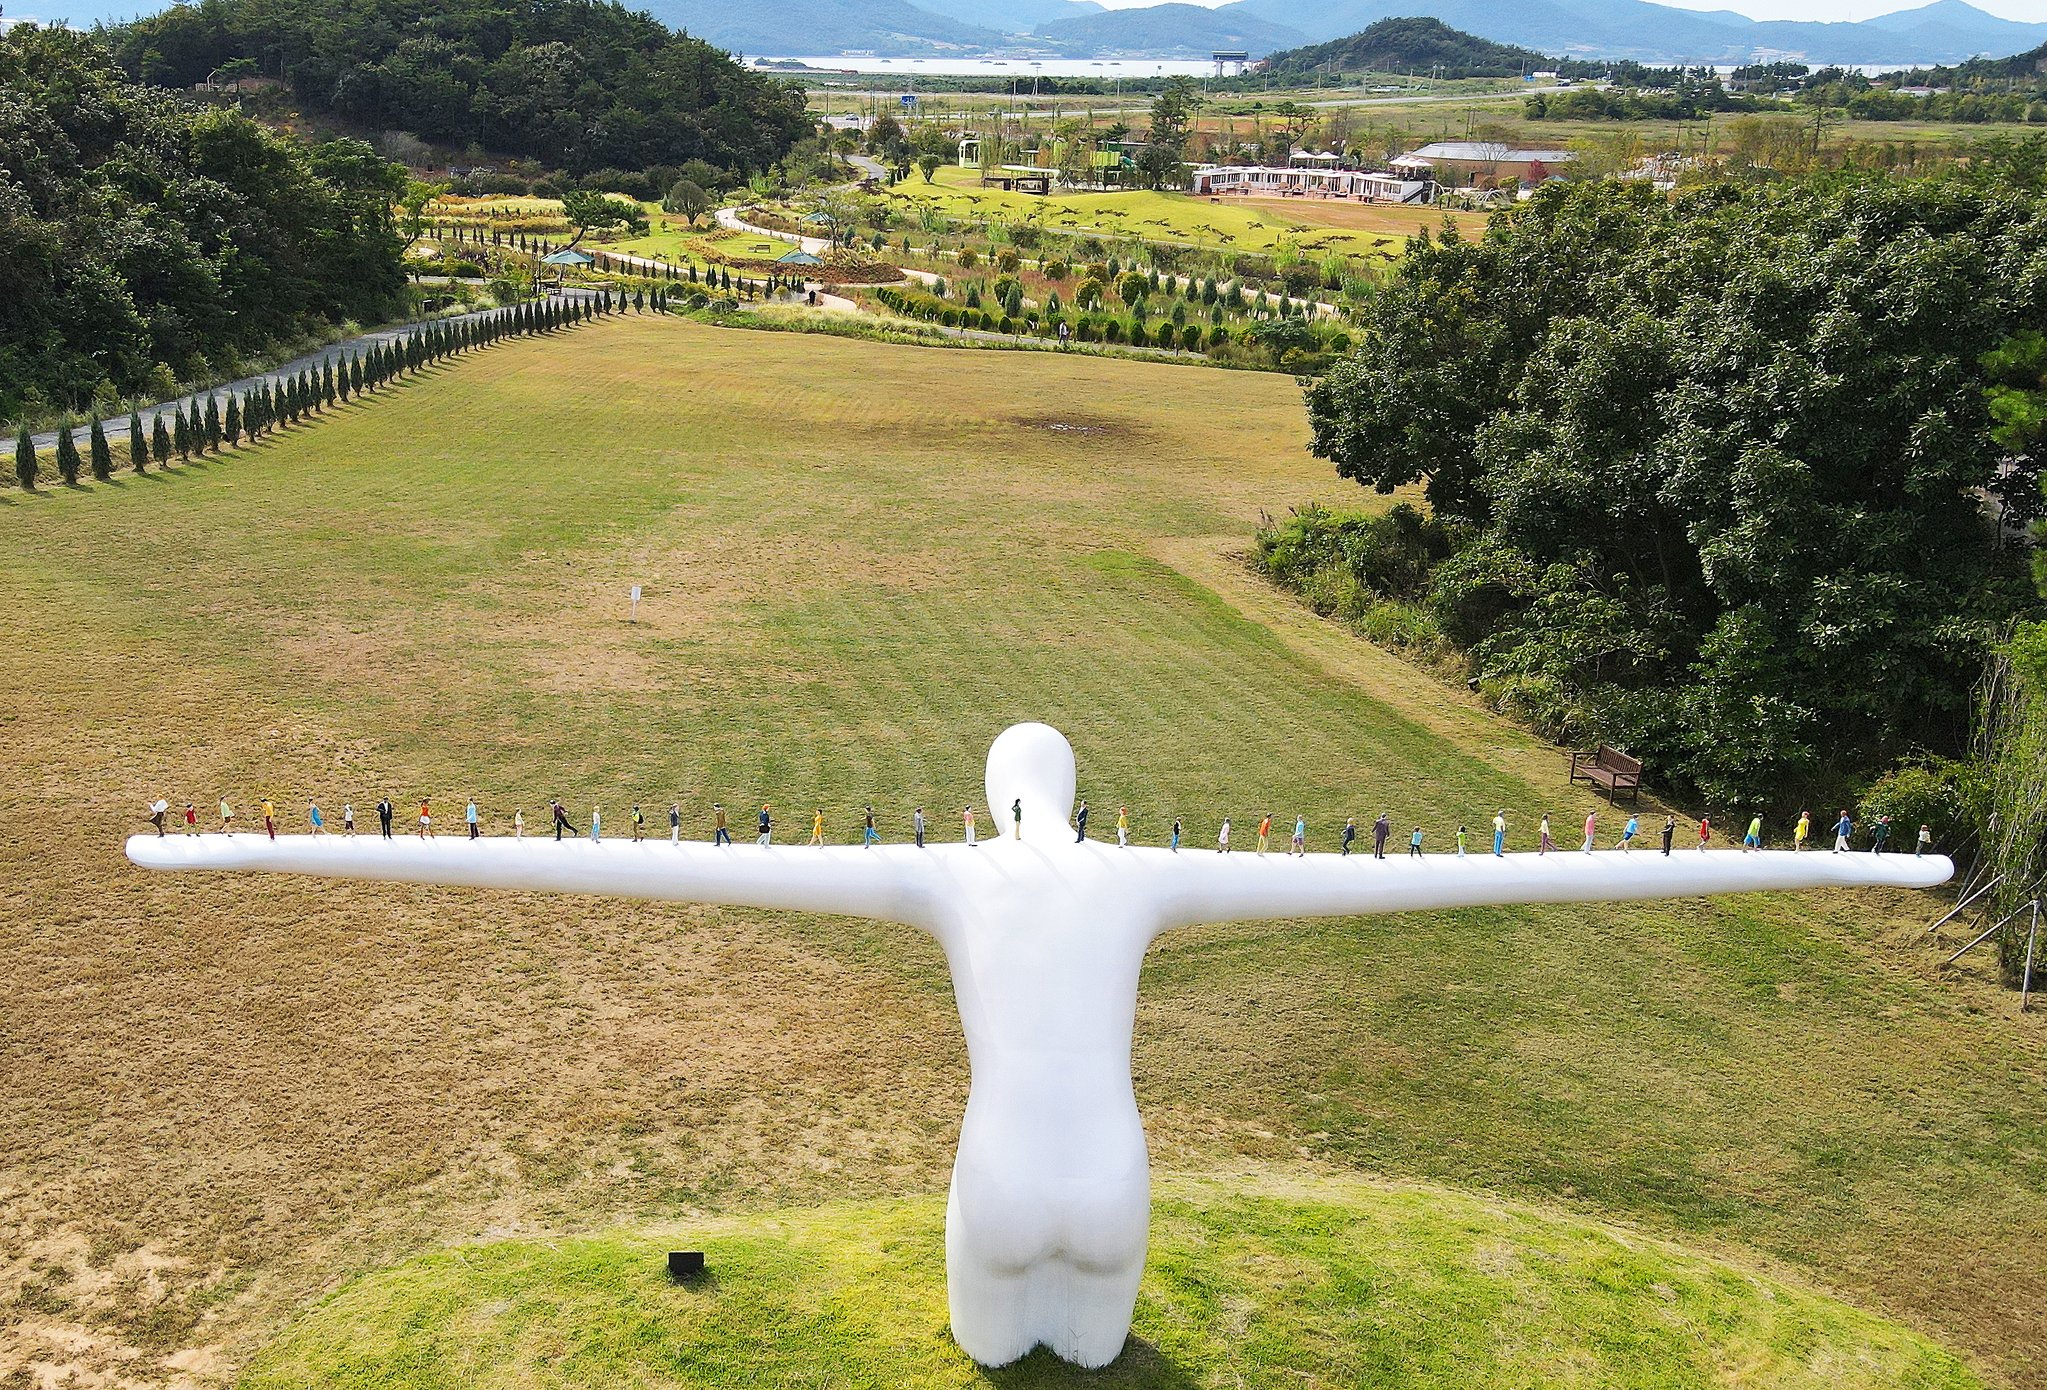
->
[757, 56, 1218, 78]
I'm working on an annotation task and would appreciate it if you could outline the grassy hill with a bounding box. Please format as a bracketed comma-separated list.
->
[244, 1178, 1979, 1388]
[0, 316, 2041, 1386]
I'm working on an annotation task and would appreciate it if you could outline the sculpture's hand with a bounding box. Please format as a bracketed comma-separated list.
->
[1139, 846, 1954, 934]
[124, 834, 949, 934]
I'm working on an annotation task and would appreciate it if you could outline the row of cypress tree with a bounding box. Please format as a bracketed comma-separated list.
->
[14, 292, 615, 491]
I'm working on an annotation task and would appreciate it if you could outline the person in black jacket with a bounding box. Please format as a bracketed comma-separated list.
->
[1341, 818, 1356, 856]
[377, 797, 394, 839]
[1373, 811, 1390, 859]
[1075, 800, 1089, 842]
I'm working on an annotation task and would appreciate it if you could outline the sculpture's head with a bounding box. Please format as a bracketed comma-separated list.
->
[984, 722, 1077, 842]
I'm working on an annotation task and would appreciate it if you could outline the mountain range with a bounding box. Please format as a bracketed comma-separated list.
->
[12, 0, 2047, 66]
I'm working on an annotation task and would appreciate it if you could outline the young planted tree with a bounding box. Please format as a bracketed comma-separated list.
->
[224, 394, 242, 446]
[88, 415, 113, 481]
[172, 406, 191, 461]
[203, 396, 221, 451]
[55, 424, 81, 484]
[14, 422, 37, 491]
[151, 414, 170, 465]
[128, 410, 147, 472]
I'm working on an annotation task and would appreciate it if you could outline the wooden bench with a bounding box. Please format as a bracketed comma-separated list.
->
[1570, 745, 1643, 804]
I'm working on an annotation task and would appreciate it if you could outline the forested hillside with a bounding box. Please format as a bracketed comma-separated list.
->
[0, 23, 407, 424]
[1262, 17, 1553, 78]
[109, 0, 812, 176]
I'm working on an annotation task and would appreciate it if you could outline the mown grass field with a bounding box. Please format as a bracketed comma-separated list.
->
[879, 166, 1433, 255]
[1, 315, 2043, 1388]
[243, 1177, 1980, 1390]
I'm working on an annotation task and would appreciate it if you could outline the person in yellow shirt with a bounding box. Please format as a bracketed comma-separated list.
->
[811, 809, 825, 846]
[1117, 806, 1129, 847]
[260, 798, 276, 840]
[1794, 809, 1811, 851]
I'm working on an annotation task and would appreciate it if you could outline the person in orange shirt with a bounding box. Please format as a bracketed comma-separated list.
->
[1257, 813, 1272, 855]
[419, 798, 432, 838]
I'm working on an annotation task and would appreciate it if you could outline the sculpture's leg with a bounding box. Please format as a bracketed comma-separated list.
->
[944, 1090, 1151, 1368]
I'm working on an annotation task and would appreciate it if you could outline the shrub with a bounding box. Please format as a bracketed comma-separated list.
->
[1044, 259, 1070, 281]
[996, 248, 1020, 273]
[957, 247, 979, 269]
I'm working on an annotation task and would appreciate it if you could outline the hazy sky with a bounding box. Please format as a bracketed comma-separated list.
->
[1086, 0, 2047, 17]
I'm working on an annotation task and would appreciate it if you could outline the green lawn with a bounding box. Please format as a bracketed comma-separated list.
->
[245, 1177, 1979, 1390]
[879, 166, 1418, 257]
[0, 316, 2040, 1386]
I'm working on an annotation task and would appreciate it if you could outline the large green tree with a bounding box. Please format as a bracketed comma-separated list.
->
[1307, 178, 2045, 805]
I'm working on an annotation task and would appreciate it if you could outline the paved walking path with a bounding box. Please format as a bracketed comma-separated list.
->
[30, 290, 600, 451]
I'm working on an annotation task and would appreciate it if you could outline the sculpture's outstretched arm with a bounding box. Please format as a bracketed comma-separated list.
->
[1141, 847, 1954, 934]
[124, 834, 949, 934]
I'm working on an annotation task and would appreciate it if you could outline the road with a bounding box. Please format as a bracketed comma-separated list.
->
[30, 290, 599, 451]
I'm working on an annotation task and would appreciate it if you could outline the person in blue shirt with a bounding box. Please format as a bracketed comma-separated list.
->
[309, 802, 324, 835]
[1170, 817, 1181, 853]
[467, 799, 480, 840]
[1492, 811, 1506, 857]
[1409, 826, 1423, 858]
[1833, 810, 1853, 853]
[1618, 814, 1639, 851]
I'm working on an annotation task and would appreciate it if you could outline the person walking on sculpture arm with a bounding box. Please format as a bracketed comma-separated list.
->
[468, 799, 481, 840]
[378, 796, 394, 839]
[1872, 815, 1891, 855]
[670, 803, 681, 845]
[1794, 809, 1810, 851]
[1492, 811, 1506, 857]
[590, 807, 601, 843]
[1011, 798, 1021, 840]
[1258, 813, 1271, 855]
[1075, 800, 1089, 843]
[1539, 814, 1555, 855]
[757, 804, 772, 847]
[1833, 809, 1853, 853]
[632, 804, 645, 842]
[183, 802, 198, 835]
[1617, 814, 1638, 852]
[915, 807, 926, 848]
[1409, 826, 1423, 857]
[1341, 818, 1356, 856]
[1744, 814, 1762, 853]
[1170, 817, 1181, 853]
[863, 805, 878, 847]
[1455, 825, 1467, 857]
[219, 797, 235, 835]
[963, 805, 977, 846]
[1117, 806, 1130, 848]
[713, 803, 730, 846]
[1581, 810, 1596, 853]
[811, 809, 825, 846]
[343, 803, 355, 836]
[1660, 815, 1675, 856]
[262, 798, 276, 840]
[1291, 816, 1306, 856]
[1217, 818, 1231, 853]
[1374, 811, 1390, 859]
[1697, 814, 1711, 851]
[148, 799, 169, 837]
[309, 802, 325, 836]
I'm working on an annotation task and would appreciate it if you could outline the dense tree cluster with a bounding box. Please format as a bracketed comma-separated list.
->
[1265, 18, 1559, 81]
[1305, 178, 2046, 806]
[0, 24, 408, 423]
[111, 0, 811, 177]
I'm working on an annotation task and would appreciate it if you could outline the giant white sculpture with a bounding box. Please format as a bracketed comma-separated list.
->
[127, 723, 1951, 1368]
